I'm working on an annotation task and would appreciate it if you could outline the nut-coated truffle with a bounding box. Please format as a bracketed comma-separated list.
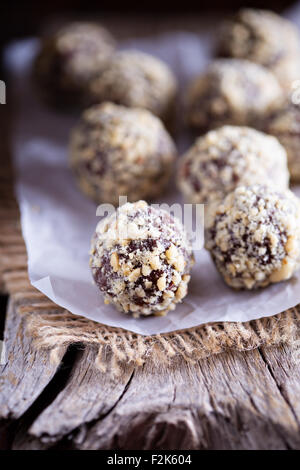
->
[34, 22, 115, 107]
[69, 102, 176, 205]
[186, 59, 283, 132]
[205, 185, 300, 289]
[90, 200, 194, 316]
[178, 126, 289, 206]
[265, 102, 300, 182]
[88, 50, 177, 122]
[217, 8, 300, 90]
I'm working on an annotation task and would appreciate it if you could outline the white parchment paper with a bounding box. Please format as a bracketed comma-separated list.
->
[5, 25, 300, 335]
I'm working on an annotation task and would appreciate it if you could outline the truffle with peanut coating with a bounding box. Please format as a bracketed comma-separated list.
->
[265, 102, 300, 182]
[88, 50, 177, 122]
[217, 8, 300, 90]
[34, 22, 115, 107]
[90, 201, 194, 317]
[178, 126, 289, 206]
[69, 102, 176, 205]
[186, 59, 283, 132]
[205, 185, 300, 290]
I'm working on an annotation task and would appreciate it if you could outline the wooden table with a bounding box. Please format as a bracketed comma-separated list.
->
[1, 288, 300, 450]
[1, 16, 300, 450]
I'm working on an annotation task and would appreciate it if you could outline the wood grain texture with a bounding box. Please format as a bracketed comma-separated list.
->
[0, 299, 67, 422]
[72, 348, 300, 450]
[0, 297, 299, 450]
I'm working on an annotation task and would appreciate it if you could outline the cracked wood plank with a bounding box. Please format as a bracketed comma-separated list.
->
[259, 344, 300, 425]
[1, 296, 300, 450]
[0, 299, 67, 422]
[71, 348, 300, 450]
[0, 299, 300, 449]
[13, 347, 135, 449]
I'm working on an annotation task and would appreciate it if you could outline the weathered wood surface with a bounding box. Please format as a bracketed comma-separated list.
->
[0, 296, 300, 450]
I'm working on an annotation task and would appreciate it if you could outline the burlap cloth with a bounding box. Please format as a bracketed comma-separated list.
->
[1, 157, 300, 372]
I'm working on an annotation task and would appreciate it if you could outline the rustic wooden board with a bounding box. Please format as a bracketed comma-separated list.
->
[1, 297, 300, 450]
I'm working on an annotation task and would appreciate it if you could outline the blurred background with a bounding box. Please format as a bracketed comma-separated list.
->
[0, 1, 297, 81]
[0, 0, 295, 46]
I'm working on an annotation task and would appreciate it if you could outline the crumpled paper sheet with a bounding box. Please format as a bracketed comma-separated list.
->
[5, 20, 300, 335]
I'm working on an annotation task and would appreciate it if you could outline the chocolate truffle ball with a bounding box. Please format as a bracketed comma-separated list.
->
[69, 102, 176, 205]
[178, 126, 289, 207]
[186, 59, 283, 132]
[265, 102, 300, 182]
[88, 50, 177, 122]
[90, 200, 194, 317]
[205, 185, 300, 290]
[34, 22, 115, 107]
[217, 9, 300, 91]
